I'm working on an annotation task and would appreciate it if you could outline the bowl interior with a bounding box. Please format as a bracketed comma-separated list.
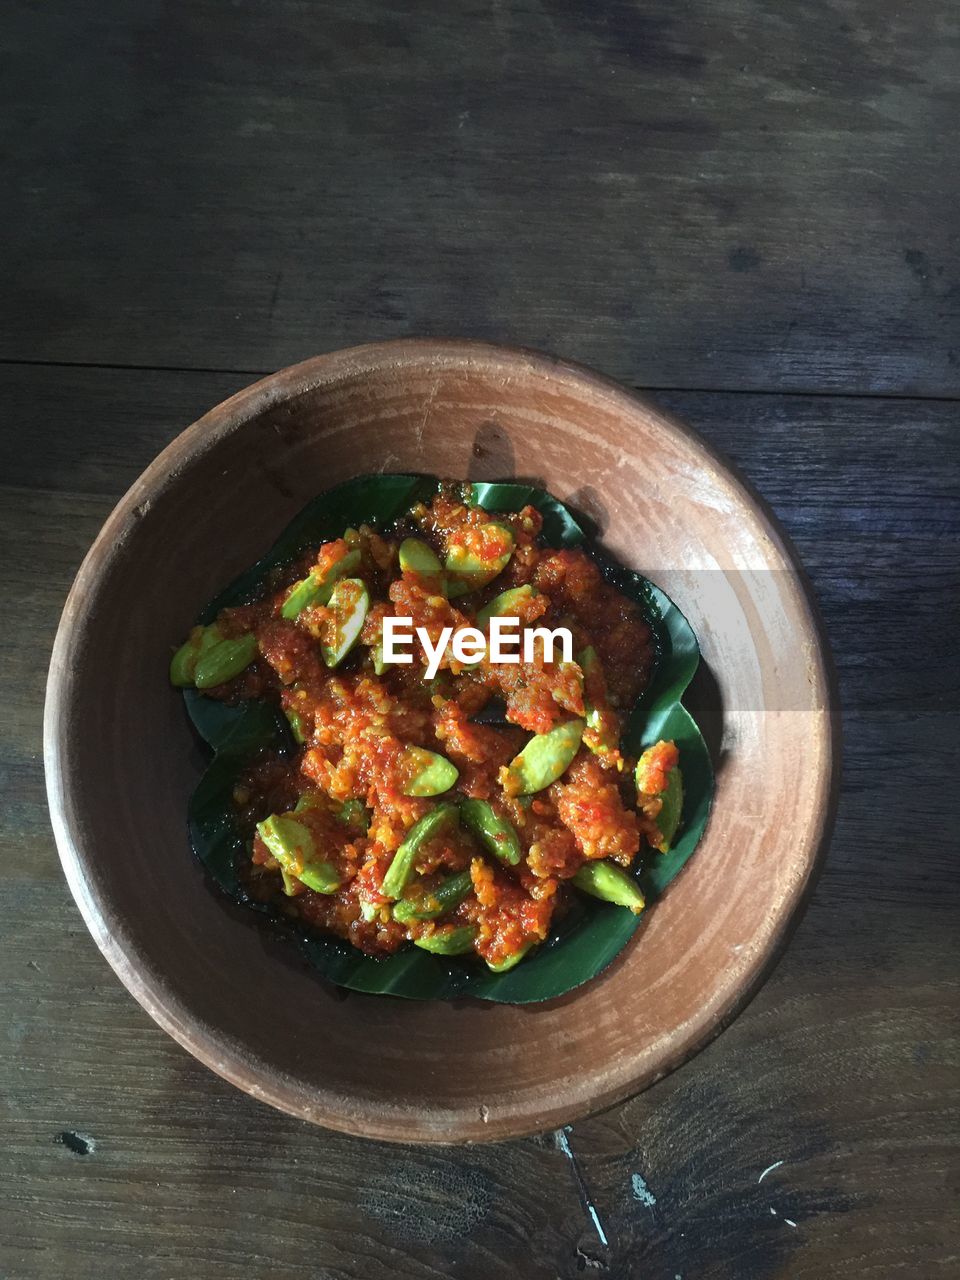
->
[46, 342, 835, 1142]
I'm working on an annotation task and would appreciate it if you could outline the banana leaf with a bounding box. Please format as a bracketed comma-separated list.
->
[184, 475, 714, 1003]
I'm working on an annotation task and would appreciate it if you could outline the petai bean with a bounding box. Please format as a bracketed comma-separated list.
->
[336, 798, 369, 831]
[320, 578, 369, 668]
[393, 869, 472, 923]
[578, 645, 602, 732]
[485, 942, 533, 972]
[401, 746, 459, 797]
[445, 522, 515, 598]
[281, 547, 362, 620]
[578, 645, 619, 760]
[284, 707, 307, 744]
[380, 803, 459, 901]
[459, 798, 522, 865]
[398, 537, 446, 595]
[169, 623, 223, 687]
[501, 718, 584, 795]
[256, 814, 340, 895]
[194, 632, 259, 689]
[474, 584, 538, 630]
[413, 925, 477, 955]
[654, 767, 683, 852]
[572, 860, 645, 914]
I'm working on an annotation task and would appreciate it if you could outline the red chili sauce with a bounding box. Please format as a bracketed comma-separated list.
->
[194, 485, 674, 969]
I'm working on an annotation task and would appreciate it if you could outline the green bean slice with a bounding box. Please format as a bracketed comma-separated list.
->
[281, 547, 362, 620]
[258, 814, 314, 862]
[413, 925, 477, 955]
[446, 522, 514, 598]
[655, 767, 683, 852]
[320, 578, 370, 668]
[293, 791, 324, 813]
[578, 645, 620, 759]
[285, 707, 307, 744]
[572, 861, 645, 914]
[336, 798, 369, 831]
[169, 623, 223, 687]
[474, 584, 538, 629]
[169, 624, 218, 686]
[256, 814, 340, 895]
[485, 942, 533, 972]
[398, 537, 446, 595]
[401, 746, 459, 797]
[393, 869, 472, 923]
[292, 792, 368, 832]
[459, 585, 540, 668]
[578, 645, 602, 732]
[381, 803, 459, 900]
[501, 719, 585, 795]
[194, 632, 259, 689]
[298, 863, 341, 894]
[459, 798, 522, 865]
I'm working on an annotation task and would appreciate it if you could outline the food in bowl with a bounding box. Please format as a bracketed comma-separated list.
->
[173, 475, 712, 1002]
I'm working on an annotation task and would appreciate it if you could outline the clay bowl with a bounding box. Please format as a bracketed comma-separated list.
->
[45, 340, 838, 1143]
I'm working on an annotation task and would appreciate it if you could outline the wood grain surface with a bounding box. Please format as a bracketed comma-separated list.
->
[3, 0, 959, 393]
[2, 0, 959, 1274]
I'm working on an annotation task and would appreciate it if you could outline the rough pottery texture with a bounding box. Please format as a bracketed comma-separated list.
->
[45, 341, 837, 1142]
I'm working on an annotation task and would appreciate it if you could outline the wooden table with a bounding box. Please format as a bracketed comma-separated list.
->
[3, 3, 957, 1276]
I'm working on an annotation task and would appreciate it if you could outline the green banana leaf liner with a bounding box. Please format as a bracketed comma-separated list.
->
[185, 475, 714, 1003]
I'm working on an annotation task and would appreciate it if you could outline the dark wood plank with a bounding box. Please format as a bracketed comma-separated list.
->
[3, 0, 959, 394]
[1, 364, 957, 1278]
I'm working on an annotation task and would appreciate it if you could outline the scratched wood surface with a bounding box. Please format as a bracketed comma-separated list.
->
[2, 0, 959, 1276]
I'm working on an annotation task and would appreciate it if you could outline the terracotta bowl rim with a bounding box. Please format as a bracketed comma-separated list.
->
[44, 338, 840, 1142]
